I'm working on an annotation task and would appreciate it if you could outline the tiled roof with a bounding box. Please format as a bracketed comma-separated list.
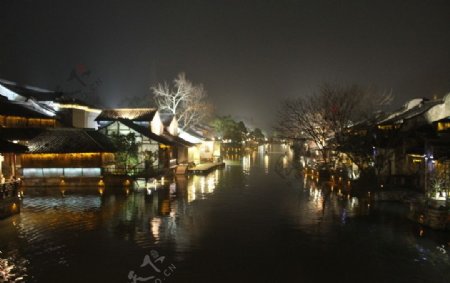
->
[162, 131, 195, 147]
[379, 99, 442, 125]
[0, 79, 62, 101]
[0, 128, 44, 140]
[95, 108, 157, 121]
[55, 97, 99, 109]
[116, 119, 194, 147]
[0, 97, 54, 119]
[0, 139, 28, 153]
[117, 119, 174, 145]
[26, 128, 115, 153]
[188, 124, 215, 140]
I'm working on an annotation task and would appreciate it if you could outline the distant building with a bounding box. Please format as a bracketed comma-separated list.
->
[96, 108, 194, 172]
[346, 94, 450, 192]
[179, 128, 221, 164]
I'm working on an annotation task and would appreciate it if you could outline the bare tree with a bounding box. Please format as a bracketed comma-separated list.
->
[276, 83, 392, 170]
[151, 73, 212, 130]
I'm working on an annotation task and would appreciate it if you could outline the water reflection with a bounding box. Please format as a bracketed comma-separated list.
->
[242, 154, 251, 174]
[301, 176, 373, 225]
[264, 154, 269, 174]
[0, 144, 448, 282]
[184, 172, 220, 203]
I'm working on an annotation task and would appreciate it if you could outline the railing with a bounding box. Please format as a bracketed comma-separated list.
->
[103, 167, 146, 176]
[102, 166, 165, 178]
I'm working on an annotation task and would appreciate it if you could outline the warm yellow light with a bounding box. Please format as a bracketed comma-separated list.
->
[55, 103, 101, 113]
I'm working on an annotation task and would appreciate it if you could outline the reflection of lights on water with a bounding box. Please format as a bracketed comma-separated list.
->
[300, 156, 305, 167]
[200, 177, 205, 194]
[169, 183, 176, 195]
[161, 199, 170, 214]
[309, 187, 323, 212]
[282, 155, 287, 169]
[264, 155, 269, 174]
[207, 176, 215, 193]
[0, 256, 25, 282]
[313, 188, 321, 201]
[189, 184, 196, 202]
[341, 209, 347, 224]
[419, 228, 424, 237]
[151, 217, 161, 241]
[351, 197, 358, 208]
[187, 172, 219, 203]
[243, 154, 251, 173]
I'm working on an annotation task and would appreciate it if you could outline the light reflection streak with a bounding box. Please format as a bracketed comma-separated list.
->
[151, 217, 161, 242]
[264, 155, 269, 174]
[242, 154, 251, 174]
[187, 172, 219, 203]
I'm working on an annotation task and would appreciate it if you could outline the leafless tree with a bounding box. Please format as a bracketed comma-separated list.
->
[151, 73, 212, 129]
[276, 83, 392, 169]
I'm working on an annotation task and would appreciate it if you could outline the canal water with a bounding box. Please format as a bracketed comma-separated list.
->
[0, 144, 449, 282]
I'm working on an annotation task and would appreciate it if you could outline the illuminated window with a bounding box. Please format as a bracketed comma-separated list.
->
[437, 121, 450, 131]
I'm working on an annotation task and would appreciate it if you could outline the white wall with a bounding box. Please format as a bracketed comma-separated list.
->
[425, 93, 450, 123]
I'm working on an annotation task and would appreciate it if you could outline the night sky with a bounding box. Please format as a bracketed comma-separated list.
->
[1, 0, 450, 129]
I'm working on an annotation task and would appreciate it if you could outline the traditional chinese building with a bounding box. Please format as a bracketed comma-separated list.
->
[50, 97, 101, 129]
[0, 96, 57, 128]
[1, 78, 101, 129]
[179, 128, 221, 164]
[0, 139, 28, 182]
[18, 128, 115, 186]
[96, 108, 194, 173]
[364, 94, 450, 192]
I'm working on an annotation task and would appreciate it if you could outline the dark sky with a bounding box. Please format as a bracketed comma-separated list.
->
[1, 0, 450, 130]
